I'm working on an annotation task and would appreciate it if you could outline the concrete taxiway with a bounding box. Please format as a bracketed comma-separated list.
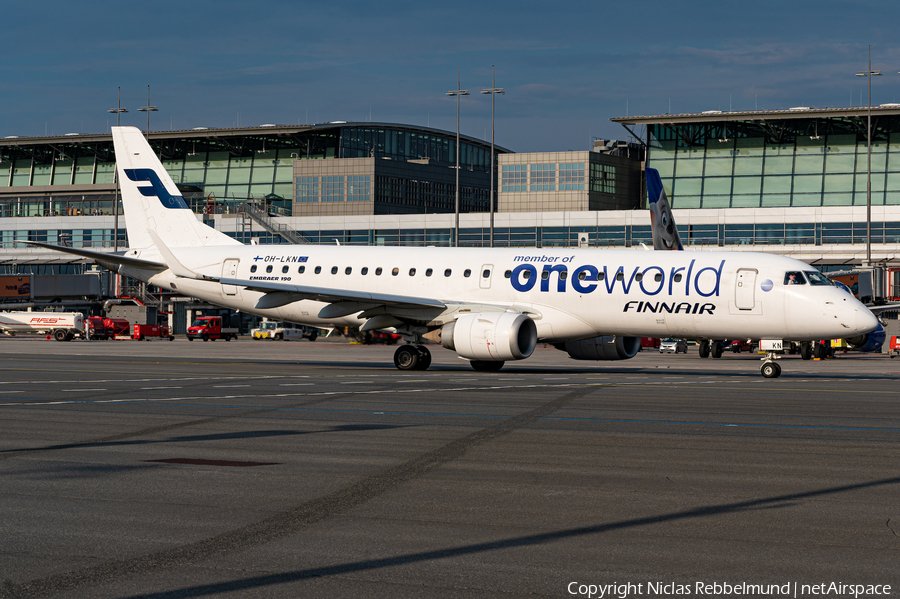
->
[1, 337, 898, 598]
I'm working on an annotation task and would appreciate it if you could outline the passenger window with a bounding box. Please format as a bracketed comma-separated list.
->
[331, 266, 338, 274]
[345, 267, 352, 275]
[250, 265, 257, 273]
[282, 266, 289, 274]
[444, 269, 452, 277]
[409, 268, 416, 276]
[673, 273, 682, 282]
[654, 273, 662, 282]
[464, 269, 472, 278]
[541, 271, 549, 280]
[559, 271, 568, 280]
[315, 266, 322, 274]
[361, 267, 368, 275]
[266, 265, 273, 273]
[426, 268, 433, 277]
[597, 272, 606, 281]
[504, 270, 512, 278]
[298, 266, 305, 274]
[392, 267, 399, 276]
[375, 267, 382, 275]
[634, 272, 642, 282]
[615, 272, 623, 281]
[522, 270, 531, 280]
[482, 269, 490, 278]
[578, 271, 586, 281]
[784, 271, 807, 285]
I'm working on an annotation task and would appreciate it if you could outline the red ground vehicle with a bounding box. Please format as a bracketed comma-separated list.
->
[133, 324, 175, 341]
[729, 340, 755, 353]
[85, 317, 132, 340]
[640, 337, 660, 350]
[187, 316, 238, 341]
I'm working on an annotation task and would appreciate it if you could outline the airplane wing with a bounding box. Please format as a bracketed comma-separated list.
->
[867, 304, 900, 315]
[219, 277, 447, 312]
[22, 242, 167, 271]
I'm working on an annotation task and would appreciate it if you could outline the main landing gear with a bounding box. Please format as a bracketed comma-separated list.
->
[393, 344, 432, 371]
[698, 340, 724, 359]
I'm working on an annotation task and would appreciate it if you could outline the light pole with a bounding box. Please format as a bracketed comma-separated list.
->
[481, 65, 504, 248]
[107, 87, 127, 252]
[447, 68, 468, 247]
[856, 44, 881, 266]
[137, 85, 158, 138]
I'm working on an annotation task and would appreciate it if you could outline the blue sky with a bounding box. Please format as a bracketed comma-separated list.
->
[3, 0, 900, 152]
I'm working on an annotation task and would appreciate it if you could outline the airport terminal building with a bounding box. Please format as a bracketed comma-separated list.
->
[5, 108, 900, 310]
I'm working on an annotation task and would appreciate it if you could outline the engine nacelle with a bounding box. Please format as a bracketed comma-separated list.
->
[441, 313, 537, 361]
[845, 323, 886, 353]
[559, 335, 641, 361]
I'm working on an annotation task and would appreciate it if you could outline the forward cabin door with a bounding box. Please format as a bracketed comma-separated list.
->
[734, 268, 757, 310]
[222, 259, 240, 296]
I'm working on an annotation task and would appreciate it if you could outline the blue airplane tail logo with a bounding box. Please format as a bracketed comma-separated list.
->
[124, 169, 190, 210]
[646, 168, 683, 251]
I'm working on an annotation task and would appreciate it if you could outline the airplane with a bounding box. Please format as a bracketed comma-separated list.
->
[27, 127, 881, 378]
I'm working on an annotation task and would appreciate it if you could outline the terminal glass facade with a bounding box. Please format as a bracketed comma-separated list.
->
[648, 118, 900, 209]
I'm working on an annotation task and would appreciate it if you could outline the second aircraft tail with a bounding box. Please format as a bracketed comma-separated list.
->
[646, 167, 683, 251]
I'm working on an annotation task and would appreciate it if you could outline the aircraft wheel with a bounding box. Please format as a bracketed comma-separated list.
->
[393, 345, 420, 370]
[308, 331, 318, 342]
[699, 341, 710, 358]
[415, 346, 432, 370]
[470, 360, 504, 372]
[761, 362, 781, 379]
[712, 342, 724, 359]
[814, 343, 827, 359]
[800, 342, 812, 360]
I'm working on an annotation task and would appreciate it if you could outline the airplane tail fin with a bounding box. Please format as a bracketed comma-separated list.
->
[646, 167, 683, 251]
[112, 126, 241, 251]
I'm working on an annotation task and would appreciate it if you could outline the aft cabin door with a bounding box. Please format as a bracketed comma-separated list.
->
[734, 268, 757, 310]
[480, 264, 493, 289]
[222, 259, 240, 296]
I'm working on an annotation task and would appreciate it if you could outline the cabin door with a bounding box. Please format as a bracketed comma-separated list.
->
[222, 259, 240, 296]
[734, 268, 757, 310]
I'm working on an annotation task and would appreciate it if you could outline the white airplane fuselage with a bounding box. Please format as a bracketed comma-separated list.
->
[130, 244, 876, 343]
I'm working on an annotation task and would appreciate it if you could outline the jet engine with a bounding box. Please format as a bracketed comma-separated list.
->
[558, 335, 641, 361]
[845, 323, 886, 353]
[440, 313, 537, 362]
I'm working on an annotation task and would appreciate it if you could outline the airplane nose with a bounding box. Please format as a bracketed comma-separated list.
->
[855, 306, 879, 334]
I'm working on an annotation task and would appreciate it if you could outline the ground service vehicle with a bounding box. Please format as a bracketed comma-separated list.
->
[31, 128, 882, 378]
[0, 312, 84, 341]
[251, 320, 318, 341]
[133, 324, 175, 340]
[729, 340, 754, 353]
[659, 338, 688, 353]
[187, 316, 238, 341]
[85, 317, 132, 340]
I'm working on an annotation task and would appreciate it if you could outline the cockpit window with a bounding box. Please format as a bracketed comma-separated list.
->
[804, 271, 833, 286]
[784, 271, 807, 285]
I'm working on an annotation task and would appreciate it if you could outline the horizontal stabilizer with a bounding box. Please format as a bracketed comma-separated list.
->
[23, 242, 166, 271]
